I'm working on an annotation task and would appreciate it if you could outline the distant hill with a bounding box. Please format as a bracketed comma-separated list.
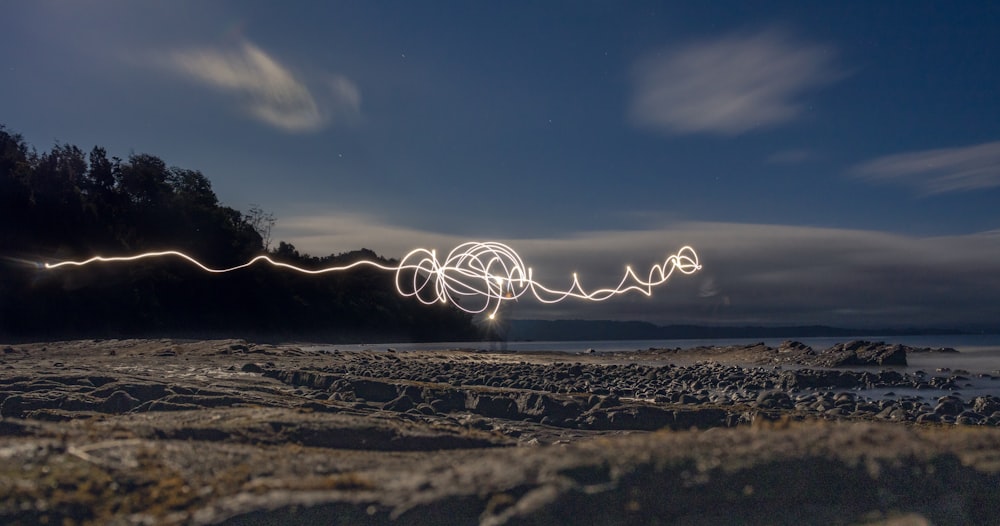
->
[507, 319, 966, 342]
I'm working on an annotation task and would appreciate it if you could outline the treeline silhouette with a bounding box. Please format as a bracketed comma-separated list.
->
[0, 124, 478, 342]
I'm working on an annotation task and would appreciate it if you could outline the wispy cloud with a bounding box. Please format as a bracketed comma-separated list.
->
[274, 213, 1000, 328]
[853, 140, 1000, 194]
[630, 30, 839, 136]
[165, 40, 360, 132]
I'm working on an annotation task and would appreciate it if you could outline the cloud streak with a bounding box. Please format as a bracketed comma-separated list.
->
[275, 214, 1000, 329]
[166, 41, 360, 132]
[853, 140, 1000, 194]
[630, 30, 839, 136]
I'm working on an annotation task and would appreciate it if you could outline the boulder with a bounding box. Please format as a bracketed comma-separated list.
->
[756, 390, 794, 409]
[100, 390, 141, 413]
[815, 341, 907, 367]
[972, 396, 1000, 416]
[383, 395, 415, 412]
[350, 379, 399, 403]
[934, 396, 965, 416]
[778, 341, 813, 354]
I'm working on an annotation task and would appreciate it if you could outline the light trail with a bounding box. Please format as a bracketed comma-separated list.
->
[44, 242, 700, 319]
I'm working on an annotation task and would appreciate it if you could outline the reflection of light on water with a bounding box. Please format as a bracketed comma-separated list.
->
[45, 242, 700, 319]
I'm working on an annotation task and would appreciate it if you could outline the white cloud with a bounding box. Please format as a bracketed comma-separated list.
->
[274, 213, 1000, 328]
[853, 140, 1000, 194]
[166, 41, 360, 132]
[630, 30, 839, 136]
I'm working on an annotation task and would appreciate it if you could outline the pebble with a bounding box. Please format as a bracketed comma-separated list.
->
[294, 351, 1000, 428]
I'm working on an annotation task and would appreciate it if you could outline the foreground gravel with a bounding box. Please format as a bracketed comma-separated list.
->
[2, 338, 999, 525]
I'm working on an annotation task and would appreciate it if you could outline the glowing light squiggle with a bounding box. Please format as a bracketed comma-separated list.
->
[44, 242, 700, 319]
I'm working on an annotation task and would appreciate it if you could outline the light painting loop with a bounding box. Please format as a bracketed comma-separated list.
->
[44, 242, 701, 319]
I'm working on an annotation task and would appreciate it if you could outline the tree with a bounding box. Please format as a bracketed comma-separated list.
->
[275, 241, 299, 259]
[0, 125, 30, 179]
[118, 153, 170, 205]
[245, 204, 276, 251]
[168, 168, 218, 209]
[0, 126, 32, 251]
[84, 146, 116, 198]
[0, 122, 477, 341]
[32, 143, 86, 207]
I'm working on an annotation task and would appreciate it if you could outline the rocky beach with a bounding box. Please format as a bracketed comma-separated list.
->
[3, 338, 1000, 525]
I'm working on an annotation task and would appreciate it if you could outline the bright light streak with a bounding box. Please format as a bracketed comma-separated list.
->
[44, 242, 700, 319]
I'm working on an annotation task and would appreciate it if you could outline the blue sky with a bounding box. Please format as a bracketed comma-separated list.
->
[4, 1, 1000, 329]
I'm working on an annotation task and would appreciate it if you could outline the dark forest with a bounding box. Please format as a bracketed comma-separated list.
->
[0, 124, 478, 342]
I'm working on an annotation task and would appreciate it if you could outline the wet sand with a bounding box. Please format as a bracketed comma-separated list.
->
[2, 338, 1000, 525]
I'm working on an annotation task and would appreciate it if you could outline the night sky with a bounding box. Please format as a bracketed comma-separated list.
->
[4, 1, 999, 329]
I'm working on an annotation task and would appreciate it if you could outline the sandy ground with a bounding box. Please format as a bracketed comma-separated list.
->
[2, 338, 1000, 525]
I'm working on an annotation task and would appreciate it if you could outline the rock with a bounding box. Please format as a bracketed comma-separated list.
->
[6, 338, 1000, 525]
[0, 394, 31, 417]
[92, 382, 168, 401]
[834, 392, 856, 405]
[398, 385, 424, 403]
[756, 390, 793, 410]
[779, 369, 864, 390]
[972, 396, 1000, 415]
[887, 408, 909, 421]
[605, 406, 675, 431]
[915, 412, 940, 423]
[678, 394, 701, 405]
[956, 411, 984, 426]
[518, 393, 582, 424]
[673, 408, 728, 429]
[471, 394, 519, 420]
[100, 390, 141, 413]
[778, 341, 813, 354]
[934, 396, 965, 416]
[350, 380, 399, 403]
[383, 395, 415, 412]
[908, 346, 960, 353]
[241, 363, 264, 373]
[815, 341, 907, 367]
[142, 400, 201, 412]
[414, 403, 436, 415]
